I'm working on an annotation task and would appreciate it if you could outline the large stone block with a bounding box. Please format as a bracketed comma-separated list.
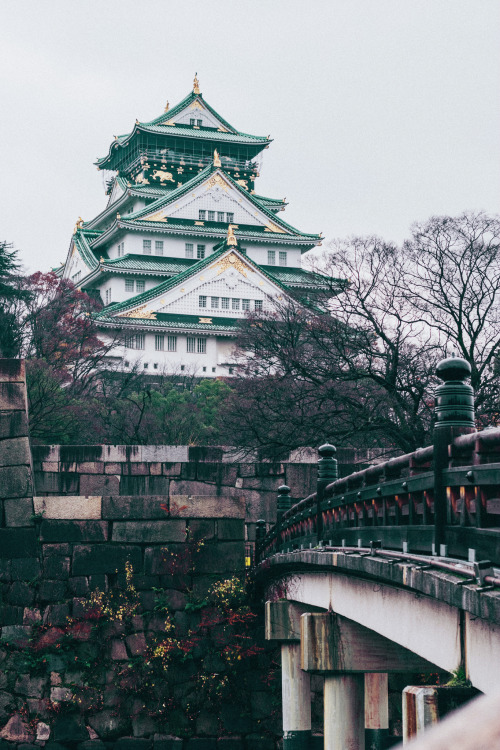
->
[10, 557, 40, 579]
[34, 496, 102, 520]
[189, 519, 215, 541]
[195, 541, 244, 574]
[285, 464, 317, 499]
[120, 476, 170, 495]
[0, 529, 37, 558]
[144, 546, 183, 576]
[80, 474, 119, 496]
[169, 492, 245, 519]
[0, 410, 28, 439]
[0, 383, 26, 410]
[34, 472, 79, 494]
[216, 519, 245, 540]
[76, 462, 104, 474]
[102, 496, 169, 520]
[0, 604, 23, 625]
[0, 359, 25, 382]
[38, 579, 66, 601]
[0, 465, 33, 499]
[3, 497, 34, 527]
[162, 462, 182, 476]
[42, 556, 70, 579]
[143, 445, 188, 463]
[41, 520, 108, 543]
[112, 521, 186, 543]
[72, 544, 142, 575]
[0, 437, 31, 467]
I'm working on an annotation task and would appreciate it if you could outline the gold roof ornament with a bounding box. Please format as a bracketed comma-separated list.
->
[116, 213, 121, 219]
[213, 149, 221, 168]
[164, 100, 169, 112]
[193, 73, 200, 95]
[227, 225, 237, 246]
[135, 118, 139, 124]
[73, 216, 84, 234]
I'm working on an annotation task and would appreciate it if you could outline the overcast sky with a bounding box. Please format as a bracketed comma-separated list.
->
[1, 0, 499, 273]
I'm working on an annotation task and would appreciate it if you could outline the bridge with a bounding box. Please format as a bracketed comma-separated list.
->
[253, 357, 500, 749]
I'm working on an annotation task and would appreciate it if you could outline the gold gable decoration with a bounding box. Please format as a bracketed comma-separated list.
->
[118, 304, 157, 320]
[205, 174, 229, 192]
[144, 211, 168, 223]
[211, 252, 250, 278]
[213, 149, 221, 168]
[264, 220, 286, 234]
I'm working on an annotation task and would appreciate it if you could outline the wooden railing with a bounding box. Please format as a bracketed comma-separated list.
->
[256, 358, 500, 567]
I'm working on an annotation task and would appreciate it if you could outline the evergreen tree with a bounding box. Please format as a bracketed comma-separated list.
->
[0, 241, 29, 357]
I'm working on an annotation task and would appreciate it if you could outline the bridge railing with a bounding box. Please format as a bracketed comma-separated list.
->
[256, 358, 500, 567]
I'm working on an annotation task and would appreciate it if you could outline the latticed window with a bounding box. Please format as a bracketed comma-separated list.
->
[232, 298, 240, 310]
[155, 334, 164, 351]
[117, 242, 125, 257]
[226, 212, 234, 223]
[197, 245, 205, 259]
[197, 338, 206, 353]
[124, 335, 134, 349]
[136, 334, 145, 350]
[217, 211, 225, 222]
[255, 300, 263, 311]
[167, 336, 177, 352]
[155, 240, 164, 256]
[242, 299, 250, 311]
[279, 251, 287, 266]
[221, 297, 229, 309]
[199, 295, 207, 308]
[211, 297, 219, 309]
[199, 210, 206, 221]
[143, 240, 152, 255]
[185, 243, 194, 258]
[267, 250, 276, 265]
[197, 119, 202, 127]
[125, 279, 134, 292]
[187, 337, 196, 353]
[105, 288, 112, 304]
[208, 211, 215, 221]
[136, 280, 145, 293]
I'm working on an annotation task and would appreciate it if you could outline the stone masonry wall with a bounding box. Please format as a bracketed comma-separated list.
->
[0, 360, 285, 749]
[32, 445, 319, 533]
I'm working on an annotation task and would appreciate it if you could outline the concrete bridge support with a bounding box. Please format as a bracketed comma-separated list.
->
[267, 602, 442, 749]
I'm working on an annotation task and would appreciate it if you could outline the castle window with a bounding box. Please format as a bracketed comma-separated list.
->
[117, 242, 125, 257]
[105, 288, 112, 305]
[190, 118, 195, 126]
[124, 335, 134, 348]
[197, 119, 202, 127]
[143, 362, 148, 369]
[217, 211, 225, 222]
[197, 245, 206, 259]
[167, 336, 177, 352]
[181, 365, 185, 371]
[154, 363, 158, 369]
[242, 299, 250, 311]
[187, 337, 196, 353]
[279, 251, 287, 267]
[229, 367, 234, 375]
[136, 280, 145, 293]
[226, 212, 234, 223]
[232, 298, 240, 310]
[185, 243, 194, 258]
[267, 250, 276, 265]
[197, 338, 206, 354]
[155, 334, 164, 351]
[143, 239, 152, 255]
[199, 210, 206, 221]
[212, 367, 216, 373]
[211, 297, 219, 309]
[199, 295, 207, 308]
[125, 279, 134, 292]
[255, 300, 263, 311]
[155, 240, 164, 256]
[208, 211, 215, 221]
[221, 297, 229, 309]
[136, 334, 145, 350]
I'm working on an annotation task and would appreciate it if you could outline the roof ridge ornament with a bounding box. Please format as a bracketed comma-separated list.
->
[73, 217, 84, 234]
[164, 100, 169, 112]
[193, 73, 200, 95]
[227, 224, 237, 246]
[213, 149, 221, 168]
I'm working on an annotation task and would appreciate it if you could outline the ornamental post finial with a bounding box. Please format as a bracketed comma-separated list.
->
[164, 100, 169, 112]
[227, 225, 237, 247]
[213, 149, 221, 168]
[73, 217, 84, 234]
[193, 73, 200, 95]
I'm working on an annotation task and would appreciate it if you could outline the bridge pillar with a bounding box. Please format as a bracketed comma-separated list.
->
[365, 673, 389, 750]
[265, 600, 312, 749]
[324, 674, 365, 750]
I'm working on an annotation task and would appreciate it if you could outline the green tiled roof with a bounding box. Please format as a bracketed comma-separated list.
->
[73, 229, 104, 270]
[96, 311, 240, 333]
[261, 266, 340, 288]
[145, 91, 239, 135]
[119, 164, 320, 241]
